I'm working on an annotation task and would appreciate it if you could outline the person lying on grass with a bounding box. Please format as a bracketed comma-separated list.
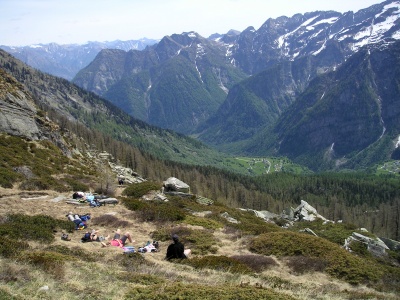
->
[101, 229, 134, 248]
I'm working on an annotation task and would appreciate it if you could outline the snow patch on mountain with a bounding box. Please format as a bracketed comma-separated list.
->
[351, 2, 400, 51]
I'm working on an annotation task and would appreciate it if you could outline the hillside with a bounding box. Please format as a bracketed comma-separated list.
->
[1, 184, 399, 300]
[1, 61, 400, 299]
[0, 49, 232, 170]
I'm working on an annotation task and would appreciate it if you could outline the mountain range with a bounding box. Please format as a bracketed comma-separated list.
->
[0, 38, 158, 80]
[1, 0, 400, 172]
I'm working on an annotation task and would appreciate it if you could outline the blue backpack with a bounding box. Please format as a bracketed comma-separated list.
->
[81, 232, 91, 242]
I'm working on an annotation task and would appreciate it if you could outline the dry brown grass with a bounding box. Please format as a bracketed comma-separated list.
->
[0, 187, 398, 300]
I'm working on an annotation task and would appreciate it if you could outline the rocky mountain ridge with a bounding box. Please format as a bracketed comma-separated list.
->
[73, 32, 247, 134]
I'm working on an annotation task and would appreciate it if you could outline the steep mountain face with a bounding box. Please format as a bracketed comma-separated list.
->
[224, 0, 400, 74]
[197, 0, 400, 151]
[243, 41, 400, 171]
[73, 32, 247, 134]
[0, 39, 158, 80]
[0, 69, 41, 140]
[196, 52, 342, 146]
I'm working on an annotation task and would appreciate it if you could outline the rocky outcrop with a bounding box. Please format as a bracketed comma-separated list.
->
[0, 69, 41, 140]
[344, 232, 389, 258]
[293, 200, 329, 222]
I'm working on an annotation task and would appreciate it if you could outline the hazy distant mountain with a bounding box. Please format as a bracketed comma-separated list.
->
[0, 39, 158, 80]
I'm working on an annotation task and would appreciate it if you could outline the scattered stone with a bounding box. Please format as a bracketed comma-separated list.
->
[220, 212, 240, 224]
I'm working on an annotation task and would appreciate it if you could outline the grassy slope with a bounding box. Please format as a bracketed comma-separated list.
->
[0, 185, 398, 300]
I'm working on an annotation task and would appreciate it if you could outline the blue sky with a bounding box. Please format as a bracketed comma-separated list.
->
[0, 0, 385, 46]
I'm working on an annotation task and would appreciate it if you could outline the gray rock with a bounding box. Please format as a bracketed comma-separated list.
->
[163, 177, 190, 193]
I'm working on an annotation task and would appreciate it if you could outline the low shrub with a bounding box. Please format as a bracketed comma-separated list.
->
[290, 220, 361, 246]
[0, 237, 30, 258]
[0, 168, 21, 188]
[122, 181, 160, 198]
[136, 202, 186, 223]
[182, 215, 223, 230]
[0, 289, 19, 300]
[0, 214, 74, 243]
[230, 254, 278, 272]
[182, 255, 252, 274]
[18, 250, 72, 279]
[19, 177, 69, 192]
[125, 282, 296, 300]
[122, 197, 148, 211]
[118, 273, 166, 285]
[249, 231, 383, 285]
[44, 245, 99, 262]
[63, 177, 89, 191]
[285, 256, 328, 274]
[91, 214, 130, 228]
[152, 226, 217, 255]
[118, 252, 153, 273]
[212, 209, 282, 235]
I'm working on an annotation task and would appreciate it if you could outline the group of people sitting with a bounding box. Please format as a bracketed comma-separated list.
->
[79, 229, 191, 260]
[65, 212, 190, 260]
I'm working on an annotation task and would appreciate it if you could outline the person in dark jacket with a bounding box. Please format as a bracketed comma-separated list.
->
[165, 234, 191, 260]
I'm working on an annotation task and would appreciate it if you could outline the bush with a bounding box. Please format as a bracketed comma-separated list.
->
[118, 273, 165, 285]
[183, 215, 223, 230]
[151, 226, 218, 255]
[285, 256, 328, 274]
[182, 255, 252, 274]
[44, 245, 99, 262]
[0, 289, 19, 300]
[151, 226, 194, 242]
[63, 177, 89, 191]
[91, 214, 130, 228]
[290, 220, 361, 246]
[136, 202, 186, 223]
[249, 231, 383, 285]
[19, 177, 69, 192]
[122, 197, 148, 211]
[18, 250, 72, 279]
[0, 237, 30, 258]
[125, 282, 296, 300]
[0, 214, 74, 243]
[230, 254, 278, 273]
[0, 168, 21, 188]
[122, 181, 160, 198]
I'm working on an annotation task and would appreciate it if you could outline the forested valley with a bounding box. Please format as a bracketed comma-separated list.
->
[51, 106, 400, 241]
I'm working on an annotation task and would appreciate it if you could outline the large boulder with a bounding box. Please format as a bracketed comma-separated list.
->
[163, 177, 190, 193]
[293, 200, 328, 222]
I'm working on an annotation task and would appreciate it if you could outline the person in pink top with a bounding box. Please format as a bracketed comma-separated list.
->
[101, 229, 134, 248]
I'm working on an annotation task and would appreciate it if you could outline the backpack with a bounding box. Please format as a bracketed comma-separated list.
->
[80, 214, 91, 221]
[152, 241, 159, 249]
[61, 233, 70, 241]
[81, 232, 91, 242]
